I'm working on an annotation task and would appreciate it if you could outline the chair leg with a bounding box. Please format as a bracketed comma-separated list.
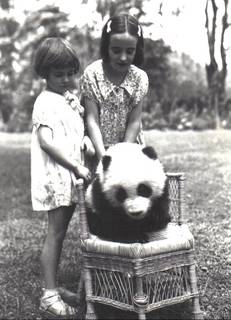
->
[133, 276, 147, 320]
[76, 273, 87, 319]
[138, 313, 146, 320]
[189, 264, 203, 320]
[85, 303, 96, 320]
[191, 296, 204, 320]
[76, 272, 85, 303]
[84, 268, 97, 320]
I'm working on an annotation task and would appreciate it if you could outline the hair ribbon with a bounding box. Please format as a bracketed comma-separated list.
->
[106, 20, 112, 33]
[137, 24, 142, 37]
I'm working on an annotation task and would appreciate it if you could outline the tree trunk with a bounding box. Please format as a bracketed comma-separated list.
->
[205, 0, 230, 129]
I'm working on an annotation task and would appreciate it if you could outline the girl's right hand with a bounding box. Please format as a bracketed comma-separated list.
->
[81, 136, 95, 157]
[75, 164, 91, 182]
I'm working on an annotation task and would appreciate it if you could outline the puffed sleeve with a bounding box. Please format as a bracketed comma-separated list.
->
[32, 95, 55, 131]
[133, 70, 149, 106]
[79, 67, 98, 102]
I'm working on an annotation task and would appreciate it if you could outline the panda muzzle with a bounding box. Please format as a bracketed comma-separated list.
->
[124, 198, 150, 219]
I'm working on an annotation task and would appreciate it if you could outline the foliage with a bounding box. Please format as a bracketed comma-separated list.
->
[142, 49, 216, 131]
[142, 92, 231, 131]
[0, 0, 230, 132]
[0, 0, 10, 10]
[143, 38, 172, 104]
[0, 3, 100, 132]
[96, 0, 144, 19]
[0, 131, 231, 319]
[0, 5, 70, 131]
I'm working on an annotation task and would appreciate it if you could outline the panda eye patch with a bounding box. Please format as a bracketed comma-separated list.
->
[137, 183, 152, 198]
[115, 187, 127, 202]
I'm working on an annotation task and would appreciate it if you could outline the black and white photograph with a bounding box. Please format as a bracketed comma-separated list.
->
[0, 0, 231, 319]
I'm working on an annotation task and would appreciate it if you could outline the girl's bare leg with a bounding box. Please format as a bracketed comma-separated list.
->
[40, 205, 75, 289]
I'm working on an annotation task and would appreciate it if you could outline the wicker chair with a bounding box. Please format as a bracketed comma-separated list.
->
[76, 173, 203, 320]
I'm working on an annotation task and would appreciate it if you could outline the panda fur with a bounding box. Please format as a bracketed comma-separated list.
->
[85, 142, 171, 243]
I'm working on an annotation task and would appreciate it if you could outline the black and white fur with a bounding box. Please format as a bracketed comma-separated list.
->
[86, 142, 170, 243]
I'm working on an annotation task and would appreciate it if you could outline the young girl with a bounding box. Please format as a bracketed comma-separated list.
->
[31, 37, 91, 317]
[80, 13, 149, 162]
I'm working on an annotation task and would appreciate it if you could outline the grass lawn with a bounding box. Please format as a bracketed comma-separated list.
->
[0, 130, 231, 319]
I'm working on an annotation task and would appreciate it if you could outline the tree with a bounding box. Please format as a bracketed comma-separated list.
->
[2, 4, 74, 131]
[96, 0, 144, 19]
[142, 39, 172, 106]
[0, 0, 20, 125]
[205, 0, 230, 128]
[0, 1, 102, 131]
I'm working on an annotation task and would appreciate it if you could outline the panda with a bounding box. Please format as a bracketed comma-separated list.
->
[85, 142, 171, 243]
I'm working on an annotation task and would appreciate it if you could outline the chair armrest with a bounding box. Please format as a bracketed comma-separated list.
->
[166, 172, 185, 225]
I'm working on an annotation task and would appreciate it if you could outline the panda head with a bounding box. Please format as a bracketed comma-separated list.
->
[96, 143, 167, 221]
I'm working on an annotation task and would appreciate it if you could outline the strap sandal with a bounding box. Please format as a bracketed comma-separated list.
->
[39, 291, 77, 319]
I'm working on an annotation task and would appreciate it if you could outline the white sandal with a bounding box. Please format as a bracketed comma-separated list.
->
[40, 291, 77, 318]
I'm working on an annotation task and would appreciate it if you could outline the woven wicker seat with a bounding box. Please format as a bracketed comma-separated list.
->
[76, 173, 203, 320]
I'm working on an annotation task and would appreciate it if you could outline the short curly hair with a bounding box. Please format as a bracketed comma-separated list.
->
[100, 13, 144, 67]
[33, 37, 80, 79]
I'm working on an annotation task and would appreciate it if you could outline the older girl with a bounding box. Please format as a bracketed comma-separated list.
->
[80, 13, 149, 163]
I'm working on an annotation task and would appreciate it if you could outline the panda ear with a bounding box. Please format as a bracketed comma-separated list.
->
[142, 146, 158, 160]
[102, 155, 112, 171]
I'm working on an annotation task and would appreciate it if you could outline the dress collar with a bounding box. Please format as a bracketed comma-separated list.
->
[98, 60, 133, 98]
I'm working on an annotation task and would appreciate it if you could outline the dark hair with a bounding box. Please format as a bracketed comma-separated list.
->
[100, 13, 144, 67]
[33, 37, 80, 79]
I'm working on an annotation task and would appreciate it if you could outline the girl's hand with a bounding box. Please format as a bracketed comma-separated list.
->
[81, 136, 95, 157]
[75, 164, 91, 182]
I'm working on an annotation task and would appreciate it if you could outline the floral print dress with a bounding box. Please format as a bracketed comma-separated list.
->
[31, 90, 84, 211]
[80, 59, 149, 147]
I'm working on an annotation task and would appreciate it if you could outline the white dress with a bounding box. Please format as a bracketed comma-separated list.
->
[31, 90, 84, 211]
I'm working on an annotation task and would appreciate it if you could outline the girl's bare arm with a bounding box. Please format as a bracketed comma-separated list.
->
[124, 101, 143, 142]
[38, 126, 91, 181]
[84, 97, 105, 160]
